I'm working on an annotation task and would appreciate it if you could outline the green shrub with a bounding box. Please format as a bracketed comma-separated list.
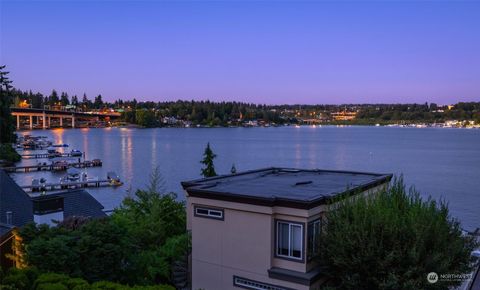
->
[0, 144, 20, 163]
[318, 178, 478, 290]
[90, 281, 128, 290]
[1, 269, 30, 290]
[36, 283, 68, 290]
[33, 273, 70, 289]
[64, 278, 89, 289]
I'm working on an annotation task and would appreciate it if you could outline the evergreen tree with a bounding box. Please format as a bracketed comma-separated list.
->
[81, 93, 92, 110]
[60, 92, 70, 106]
[318, 178, 478, 290]
[48, 89, 59, 106]
[0, 65, 16, 143]
[71, 95, 79, 107]
[94, 94, 104, 109]
[200, 142, 217, 177]
[230, 163, 237, 174]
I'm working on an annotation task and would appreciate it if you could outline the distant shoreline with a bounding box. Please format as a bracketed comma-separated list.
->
[15, 123, 480, 131]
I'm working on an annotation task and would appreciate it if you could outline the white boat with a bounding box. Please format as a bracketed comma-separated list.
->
[61, 168, 81, 182]
[70, 150, 83, 157]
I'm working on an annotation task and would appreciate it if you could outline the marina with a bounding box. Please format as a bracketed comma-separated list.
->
[20, 150, 84, 159]
[2, 159, 102, 173]
[8, 134, 123, 197]
[22, 178, 123, 193]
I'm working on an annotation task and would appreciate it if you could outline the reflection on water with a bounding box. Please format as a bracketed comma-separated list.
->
[14, 126, 480, 231]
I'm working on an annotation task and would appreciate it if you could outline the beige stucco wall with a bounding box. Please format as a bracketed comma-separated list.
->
[187, 182, 389, 290]
[188, 196, 313, 290]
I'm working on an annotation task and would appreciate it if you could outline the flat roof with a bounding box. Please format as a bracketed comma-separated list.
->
[182, 168, 392, 209]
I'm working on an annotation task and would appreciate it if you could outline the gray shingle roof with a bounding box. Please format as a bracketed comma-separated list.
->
[31, 190, 107, 219]
[1, 169, 106, 236]
[0, 170, 33, 228]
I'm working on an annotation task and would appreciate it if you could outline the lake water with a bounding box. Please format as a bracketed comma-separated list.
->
[14, 126, 480, 231]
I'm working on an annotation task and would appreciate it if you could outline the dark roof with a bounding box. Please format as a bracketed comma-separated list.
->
[0, 223, 15, 237]
[182, 168, 392, 209]
[31, 190, 107, 219]
[0, 170, 34, 228]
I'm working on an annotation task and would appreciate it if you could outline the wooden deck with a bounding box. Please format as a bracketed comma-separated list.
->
[22, 179, 123, 193]
[2, 160, 102, 173]
[20, 152, 83, 159]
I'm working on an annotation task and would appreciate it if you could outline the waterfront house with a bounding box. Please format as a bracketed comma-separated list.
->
[0, 169, 107, 270]
[182, 167, 392, 290]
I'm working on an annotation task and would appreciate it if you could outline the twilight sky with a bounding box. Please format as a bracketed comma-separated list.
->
[1, 1, 479, 104]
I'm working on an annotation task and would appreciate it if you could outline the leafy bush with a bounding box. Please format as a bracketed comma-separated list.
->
[1, 268, 32, 289]
[20, 169, 189, 287]
[0, 267, 38, 289]
[22, 219, 127, 282]
[318, 178, 478, 290]
[0, 144, 20, 163]
[0, 270, 173, 290]
[36, 283, 68, 290]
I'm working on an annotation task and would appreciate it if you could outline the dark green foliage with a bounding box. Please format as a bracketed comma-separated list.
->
[0, 268, 35, 289]
[94, 95, 104, 109]
[0, 267, 39, 289]
[318, 178, 478, 290]
[135, 109, 158, 127]
[0, 144, 21, 163]
[20, 170, 188, 287]
[0, 270, 174, 289]
[200, 142, 217, 177]
[47, 90, 60, 106]
[22, 219, 127, 282]
[0, 65, 16, 144]
[111, 169, 189, 285]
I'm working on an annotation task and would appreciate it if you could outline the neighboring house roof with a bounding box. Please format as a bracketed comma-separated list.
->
[0, 170, 34, 228]
[0, 170, 106, 235]
[182, 167, 392, 209]
[0, 223, 15, 237]
[31, 190, 107, 218]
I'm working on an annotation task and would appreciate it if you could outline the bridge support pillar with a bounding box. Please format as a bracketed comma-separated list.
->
[60, 117, 63, 127]
[16, 115, 20, 130]
[29, 116, 33, 130]
[72, 116, 75, 128]
[42, 113, 47, 129]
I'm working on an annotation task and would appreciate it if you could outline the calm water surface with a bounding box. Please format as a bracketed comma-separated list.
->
[14, 126, 480, 231]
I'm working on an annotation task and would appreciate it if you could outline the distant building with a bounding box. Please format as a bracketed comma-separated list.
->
[182, 168, 392, 290]
[330, 111, 357, 121]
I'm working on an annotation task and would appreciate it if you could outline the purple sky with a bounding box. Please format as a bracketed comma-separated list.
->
[1, 1, 479, 105]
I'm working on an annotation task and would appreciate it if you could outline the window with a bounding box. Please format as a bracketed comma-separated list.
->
[233, 276, 291, 290]
[307, 218, 321, 260]
[194, 206, 224, 220]
[33, 197, 64, 215]
[276, 221, 303, 260]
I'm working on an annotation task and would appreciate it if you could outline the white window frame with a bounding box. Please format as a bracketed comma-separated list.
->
[194, 206, 224, 220]
[276, 220, 304, 261]
[307, 218, 321, 260]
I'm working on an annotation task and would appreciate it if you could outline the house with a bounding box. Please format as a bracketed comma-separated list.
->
[0, 169, 107, 270]
[182, 167, 392, 290]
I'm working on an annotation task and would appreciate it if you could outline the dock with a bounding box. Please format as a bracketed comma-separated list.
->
[2, 160, 102, 173]
[20, 152, 83, 159]
[22, 179, 123, 193]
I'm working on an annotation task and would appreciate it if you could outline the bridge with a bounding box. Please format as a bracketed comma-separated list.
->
[11, 108, 121, 130]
